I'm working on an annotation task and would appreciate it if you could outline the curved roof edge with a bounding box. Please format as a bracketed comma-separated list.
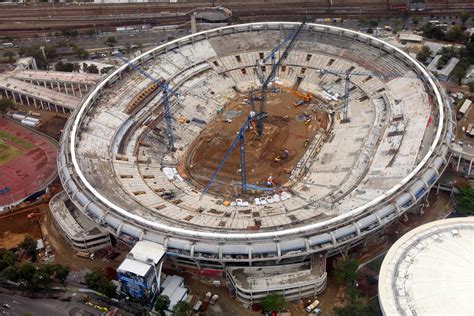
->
[68, 22, 446, 240]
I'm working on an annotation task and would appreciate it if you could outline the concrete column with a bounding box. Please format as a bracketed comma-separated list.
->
[40, 100, 44, 109]
[63, 82, 68, 94]
[50, 81, 54, 90]
[456, 155, 461, 171]
[191, 14, 197, 34]
[43, 81, 47, 88]
[33, 98, 37, 107]
[78, 84, 83, 97]
[55, 104, 58, 112]
[469, 159, 473, 176]
[26, 96, 31, 106]
[57, 81, 61, 92]
[19, 94, 24, 105]
[71, 83, 76, 97]
[62, 106, 65, 113]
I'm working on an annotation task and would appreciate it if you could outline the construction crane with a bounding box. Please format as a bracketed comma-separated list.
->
[255, 29, 298, 89]
[317, 68, 415, 122]
[200, 111, 257, 199]
[117, 53, 179, 151]
[255, 17, 309, 136]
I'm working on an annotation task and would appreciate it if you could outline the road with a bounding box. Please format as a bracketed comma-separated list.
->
[0, 292, 99, 316]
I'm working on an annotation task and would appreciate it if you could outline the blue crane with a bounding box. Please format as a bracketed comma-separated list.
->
[116, 53, 179, 150]
[256, 17, 309, 135]
[318, 68, 418, 122]
[255, 30, 297, 88]
[200, 111, 258, 199]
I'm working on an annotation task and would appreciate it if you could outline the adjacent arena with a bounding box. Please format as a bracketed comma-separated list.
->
[378, 218, 474, 316]
[56, 22, 455, 303]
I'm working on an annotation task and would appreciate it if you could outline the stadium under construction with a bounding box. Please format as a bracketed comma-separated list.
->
[51, 22, 455, 304]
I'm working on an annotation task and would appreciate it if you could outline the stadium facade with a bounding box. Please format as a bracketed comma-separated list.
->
[54, 22, 455, 304]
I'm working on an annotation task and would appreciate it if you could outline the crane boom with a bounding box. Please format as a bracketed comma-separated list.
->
[117, 54, 178, 150]
[256, 17, 308, 135]
[200, 112, 258, 199]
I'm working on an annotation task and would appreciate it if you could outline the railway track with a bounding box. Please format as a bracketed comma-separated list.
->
[0, 1, 472, 37]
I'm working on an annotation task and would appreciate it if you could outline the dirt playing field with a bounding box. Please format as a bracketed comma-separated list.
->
[184, 90, 328, 197]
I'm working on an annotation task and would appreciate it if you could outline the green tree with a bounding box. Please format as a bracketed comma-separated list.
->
[30, 267, 51, 290]
[446, 25, 466, 42]
[74, 47, 89, 59]
[104, 36, 117, 48]
[1, 250, 15, 267]
[0, 98, 15, 117]
[335, 258, 359, 285]
[1, 265, 18, 282]
[368, 19, 379, 28]
[85, 271, 117, 298]
[155, 295, 170, 315]
[172, 301, 192, 316]
[367, 28, 374, 34]
[86, 64, 99, 74]
[422, 23, 445, 40]
[19, 235, 37, 262]
[73, 63, 81, 72]
[416, 45, 432, 64]
[17, 44, 56, 70]
[54, 265, 69, 284]
[54, 61, 75, 72]
[260, 293, 287, 313]
[456, 188, 474, 215]
[18, 263, 35, 283]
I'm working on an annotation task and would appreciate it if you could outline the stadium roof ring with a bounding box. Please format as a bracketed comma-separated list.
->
[60, 22, 454, 253]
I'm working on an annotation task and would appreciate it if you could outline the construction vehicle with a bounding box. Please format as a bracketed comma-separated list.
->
[305, 299, 320, 313]
[275, 83, 312, 104]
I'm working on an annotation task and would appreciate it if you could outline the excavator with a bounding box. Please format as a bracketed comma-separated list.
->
[274, 83, 312, 105]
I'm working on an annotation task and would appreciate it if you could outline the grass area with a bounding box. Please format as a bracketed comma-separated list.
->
[0, 143, 21, 166]
[0, 130, 34, 150]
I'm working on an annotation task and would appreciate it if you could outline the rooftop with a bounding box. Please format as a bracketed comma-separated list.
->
[117, 257, 151, 277]
[378, 218, 474, 316]
[128, 240, 165, 264]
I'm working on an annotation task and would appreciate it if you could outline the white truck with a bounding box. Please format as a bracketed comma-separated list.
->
[305, 299, 320, 313]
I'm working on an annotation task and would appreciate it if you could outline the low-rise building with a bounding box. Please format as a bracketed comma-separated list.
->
[427, 55, 460, 81]
[117, 241, 165, 303]
[49, 192, 111, 253]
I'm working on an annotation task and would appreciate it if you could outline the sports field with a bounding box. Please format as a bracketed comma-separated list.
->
[0, 119, 57, 206]
[0, 143, 21, 166]
[0, 130, 35, 166]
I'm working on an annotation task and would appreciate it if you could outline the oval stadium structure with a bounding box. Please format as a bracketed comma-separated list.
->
[55, 22, 455, 303]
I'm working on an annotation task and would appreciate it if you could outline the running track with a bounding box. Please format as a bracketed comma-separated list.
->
[0, 119, 57, 207]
